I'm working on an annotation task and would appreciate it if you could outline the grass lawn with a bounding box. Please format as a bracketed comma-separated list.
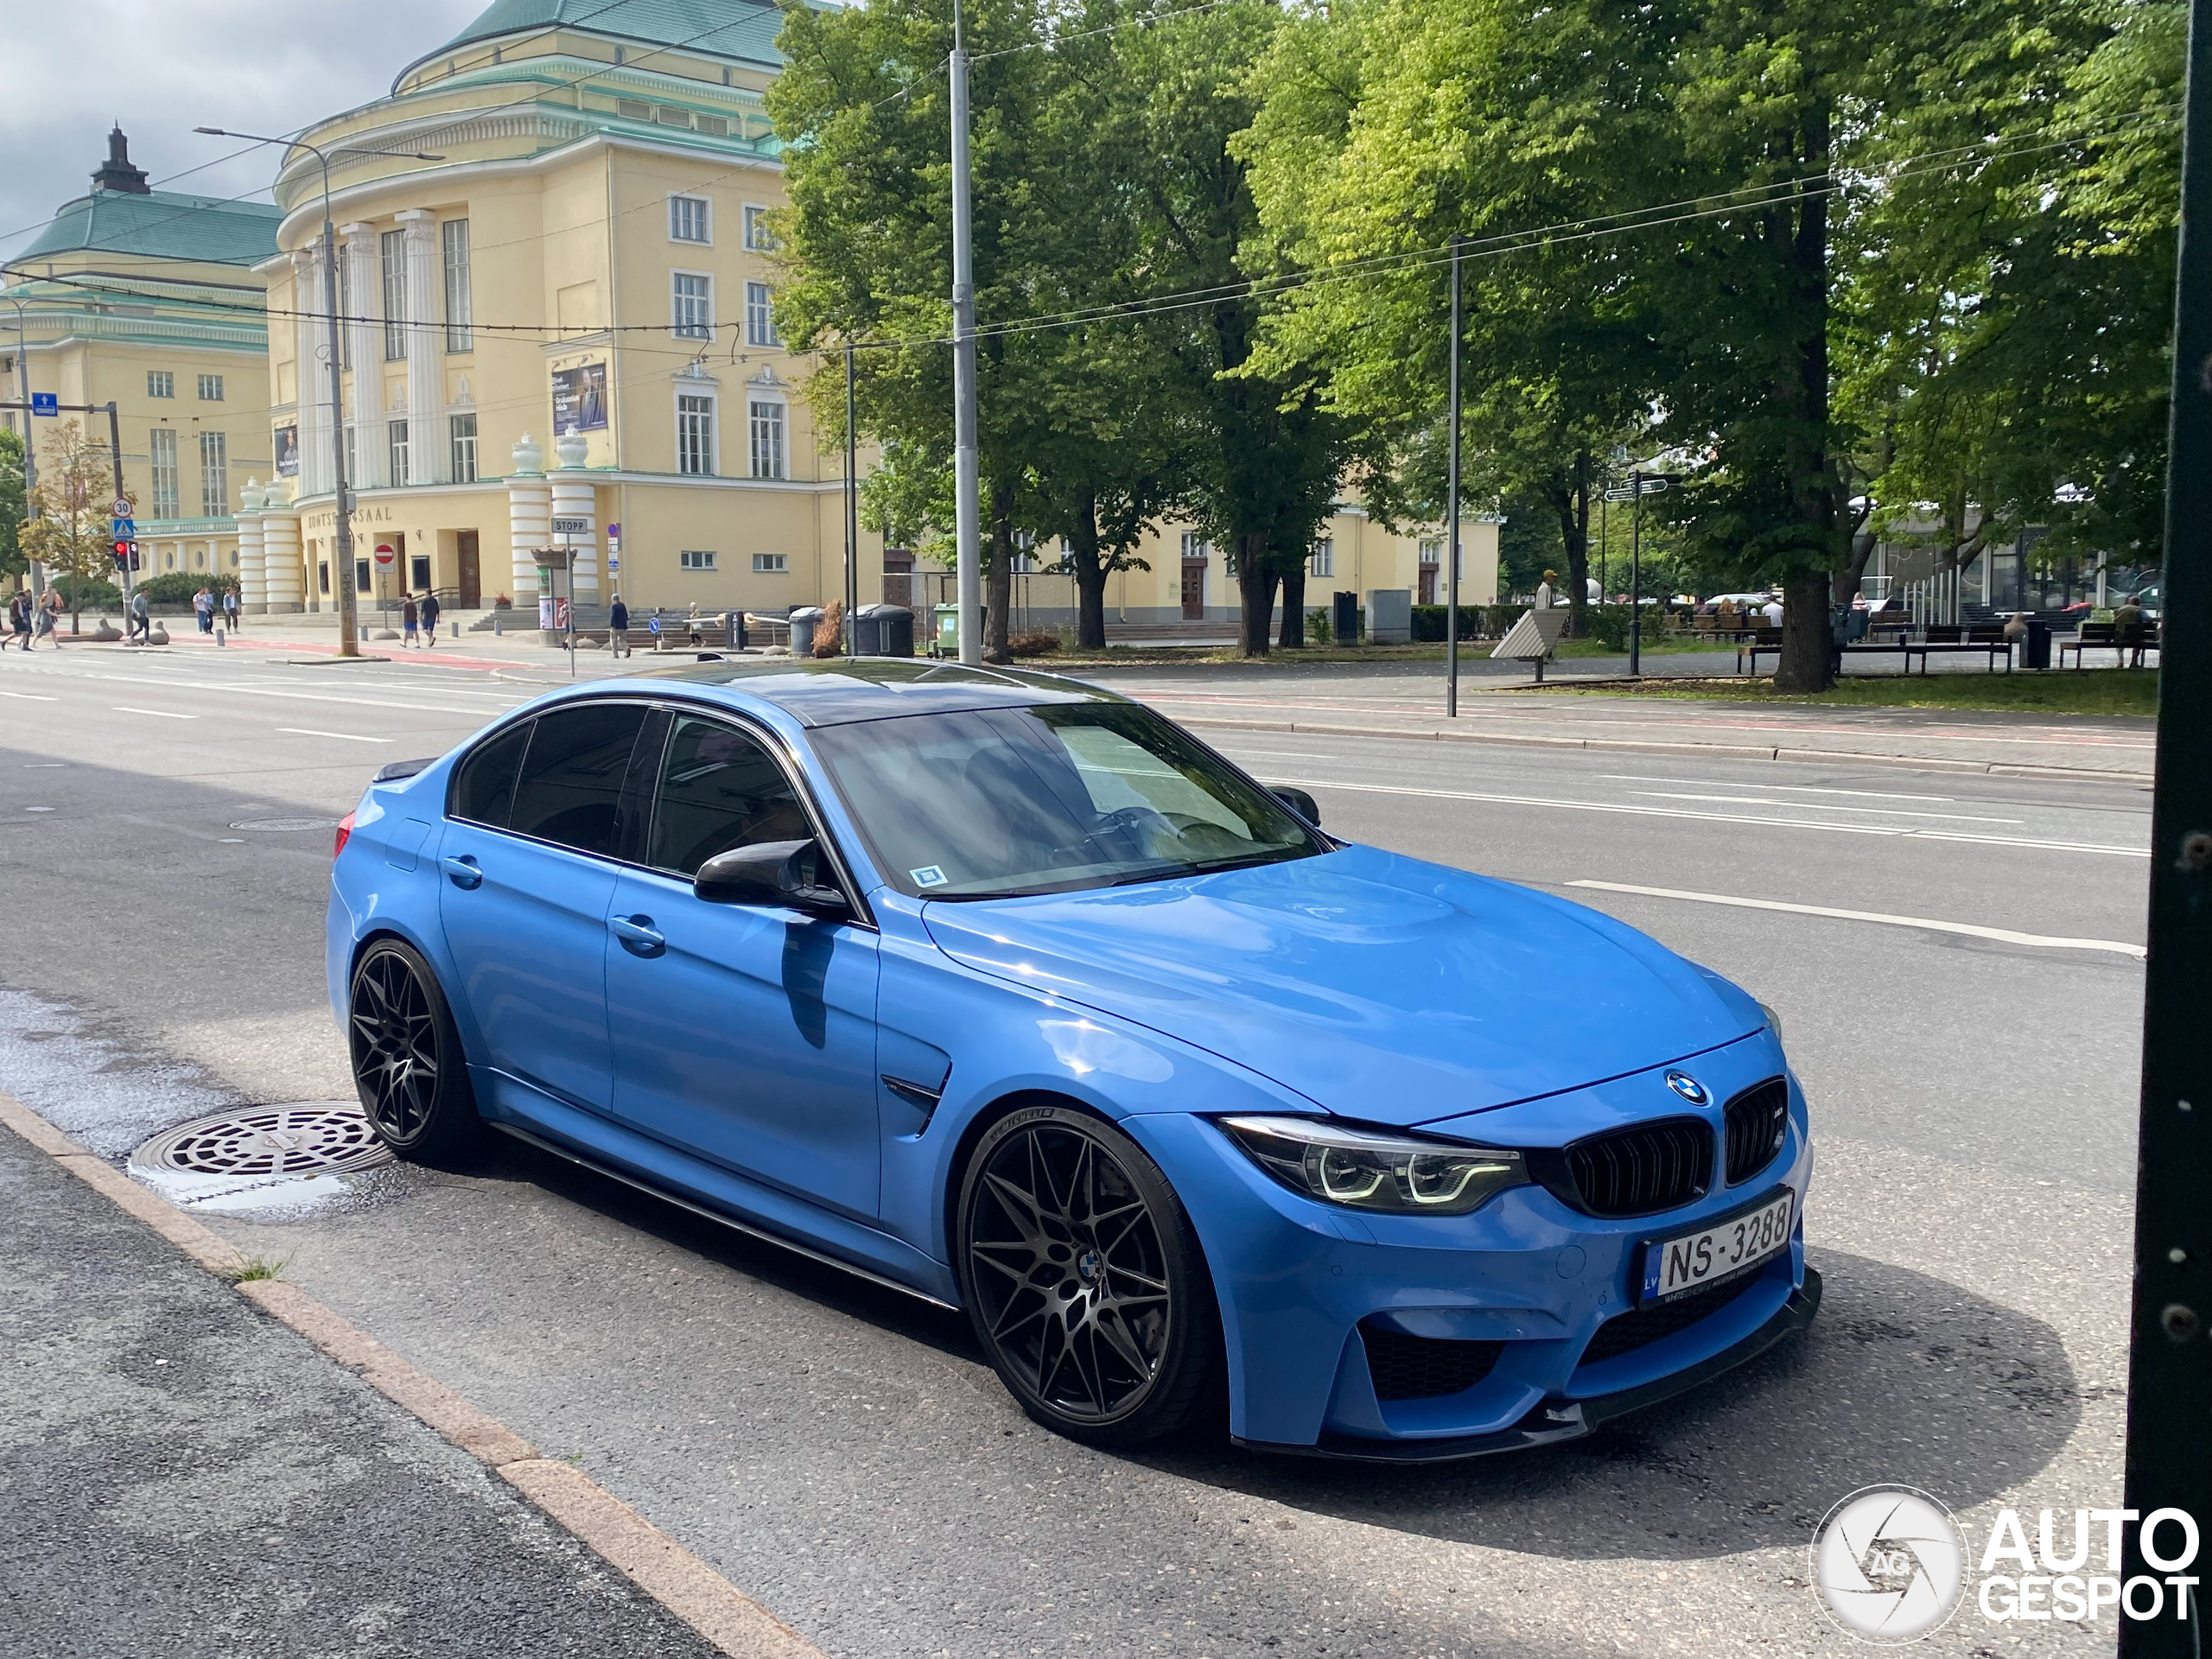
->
[1524, 670, 2160, 717]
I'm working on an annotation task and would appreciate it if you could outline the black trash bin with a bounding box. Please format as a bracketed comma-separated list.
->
[786, 606, 824, 656]
[1332, 590, 1359, 645]
[2024, 616, 2052, 670]
[855, 603, 915, 658]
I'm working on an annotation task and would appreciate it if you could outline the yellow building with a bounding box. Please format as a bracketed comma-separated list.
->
[246, 0, 864, 622]
[3, 130, 279, 585]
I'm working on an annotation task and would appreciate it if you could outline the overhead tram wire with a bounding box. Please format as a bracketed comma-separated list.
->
[968, 0, 1263, 60]
[17, 100, 2179, 365]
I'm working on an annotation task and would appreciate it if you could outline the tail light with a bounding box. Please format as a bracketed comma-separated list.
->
[334, 811, 355, 858]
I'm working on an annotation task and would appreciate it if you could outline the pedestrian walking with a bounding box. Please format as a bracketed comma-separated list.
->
[9, 591, 31, 651]
[1534, 571, 1557, 610]
[222, 588, 239, 632]
[127, 588, 150, 645]
[401, 591, 420, 648]
[685, 601, 702, 647]
[608, 593, 630, 658]
[418, 589, 439, 647]
[193, 586, 214, 635]
[35, 590, 59, 645]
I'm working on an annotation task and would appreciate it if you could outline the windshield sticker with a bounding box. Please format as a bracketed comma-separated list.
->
[910, 866, 948, 887]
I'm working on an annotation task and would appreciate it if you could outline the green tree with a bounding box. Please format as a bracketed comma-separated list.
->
[0, 427, 26, 586]
[21, 421, 120, 633]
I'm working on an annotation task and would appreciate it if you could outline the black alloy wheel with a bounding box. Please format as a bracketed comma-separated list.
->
[347, 939, 479, 1160]
[959, 1107, 1220, 1446]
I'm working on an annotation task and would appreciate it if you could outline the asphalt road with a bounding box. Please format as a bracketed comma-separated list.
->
[0, 645, 2147, 1656]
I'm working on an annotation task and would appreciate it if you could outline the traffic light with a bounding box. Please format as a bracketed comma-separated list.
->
[110, 538, 140, 571]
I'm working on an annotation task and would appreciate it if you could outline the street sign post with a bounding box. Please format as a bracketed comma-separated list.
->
[1601, 472, 1681, 676]
[550, 516, 591, 536]
[29, 392, 56, 417]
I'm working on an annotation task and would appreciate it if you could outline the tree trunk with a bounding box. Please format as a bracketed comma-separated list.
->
[1277, 556, 1306, 649]
[1773, 572, 1834, 692]
[984, 484, 1015, 664]
[1068, 493, 1109, 652]
[1236, 535, 1275, 658]
[1832, 524, 1877, 607]
[1562, 451, 1592, 639]
[1774, 99, 1840, 695]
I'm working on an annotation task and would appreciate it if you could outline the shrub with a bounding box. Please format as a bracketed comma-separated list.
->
[1484, 603, 1530, 638]
[53, 575, 122, 609]
[1410, 605, 1491, 643]
[1009, 632, 1061, 657]
[135, 571, 239, 605]
[1586, 604, 1670, 649]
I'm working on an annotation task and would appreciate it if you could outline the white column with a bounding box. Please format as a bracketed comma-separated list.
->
[507, 435, 550, 605]
[398, 208, 443, 484]
[236, 480, 267, 613]
[294, 248, 329, 500]
[342, 223, 382, 489]
[550, 430, 599, 607]
[262, 489, 304, 613]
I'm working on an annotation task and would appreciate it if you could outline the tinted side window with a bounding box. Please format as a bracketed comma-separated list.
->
[508, 704, 647, 857]
[451, 720, 531, 828]
[649, 715, 811, 877]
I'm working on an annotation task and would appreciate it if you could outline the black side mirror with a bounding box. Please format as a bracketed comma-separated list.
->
[1271, 786, 1321, 829]
[694, 838, 849, 918]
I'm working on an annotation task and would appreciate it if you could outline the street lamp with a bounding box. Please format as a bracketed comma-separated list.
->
[4, 296, 41, 598]
[194, 127, 442, 657]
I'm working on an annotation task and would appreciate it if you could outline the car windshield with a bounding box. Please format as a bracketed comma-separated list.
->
[810, 702, 1325, 899]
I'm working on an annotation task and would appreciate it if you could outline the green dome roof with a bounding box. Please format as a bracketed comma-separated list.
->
[10, 188, 283, 270]
[397, 0, 789, 91]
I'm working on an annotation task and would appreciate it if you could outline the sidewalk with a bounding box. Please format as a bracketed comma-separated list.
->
[0, 1117, 728, 1659]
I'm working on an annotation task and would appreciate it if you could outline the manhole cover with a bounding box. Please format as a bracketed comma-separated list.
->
[229, 817, 341, 833]
[132, 1104, 392, 1178]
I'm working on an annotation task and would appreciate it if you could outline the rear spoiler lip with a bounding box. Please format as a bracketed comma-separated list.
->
[372, 757, 435, 784]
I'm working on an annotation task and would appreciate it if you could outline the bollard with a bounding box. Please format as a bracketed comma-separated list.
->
[214, 627, 226, 647]
[451, 621, 459, 638]
[493, 615, 503, 636]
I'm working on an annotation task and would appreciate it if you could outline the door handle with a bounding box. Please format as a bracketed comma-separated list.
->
[609, 914, 665, 957]
[441, 855, 482, 890]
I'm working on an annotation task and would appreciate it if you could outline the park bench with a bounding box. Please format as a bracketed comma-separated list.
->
[2060, 621, 2158, 667]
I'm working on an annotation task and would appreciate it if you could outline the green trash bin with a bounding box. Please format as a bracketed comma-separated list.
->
[932, 603, 959, 658]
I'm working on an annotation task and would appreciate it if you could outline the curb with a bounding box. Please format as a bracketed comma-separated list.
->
[1169, 715, 2156, 785]
[0, 1090, 826, 1659]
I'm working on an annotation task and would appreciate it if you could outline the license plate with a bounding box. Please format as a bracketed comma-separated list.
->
[1639, 1190, 1795, 1303]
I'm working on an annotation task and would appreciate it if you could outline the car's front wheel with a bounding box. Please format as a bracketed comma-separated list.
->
[957, 1105, 1221, 1446]
[348, 938, 480, 1160]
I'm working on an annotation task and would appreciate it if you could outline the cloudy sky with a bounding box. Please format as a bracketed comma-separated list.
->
[0, 0, 486, 256]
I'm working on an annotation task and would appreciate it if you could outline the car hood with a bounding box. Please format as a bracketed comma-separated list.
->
[920, 845, 1763, 1127]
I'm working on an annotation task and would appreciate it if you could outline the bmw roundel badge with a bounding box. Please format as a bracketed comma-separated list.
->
[1665, 1071, 1709, 1105]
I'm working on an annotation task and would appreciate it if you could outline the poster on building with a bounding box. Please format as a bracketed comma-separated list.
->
[274, 424, 298, 477]
[551, 363, 608, 435]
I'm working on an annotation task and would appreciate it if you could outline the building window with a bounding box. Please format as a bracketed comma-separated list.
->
[149, 427, 180, 518]
[381, 229, 409, 360]
[747, 398, 785, 479]
[753, 552, 787, 573]
[199, 430, 228, 517]
[696, 114, 728, 137]
[744, 282, 779, 346]
[677, 392, 715, 475]
[197, 373, 224, 402]
[669, 195, 710, 244]
[410, 554, 431, 591]
[671, 272, 712, 340]
[1419, 538, 1441, 565]
[1309, 537, 1333, 578]
[386, 419, 410, 487]
[356, 558, 372, 594]
[742, 205, 777, 251]
[449, 411, 478, 483]
[1179, 531, 1209, 562]
[618, 99, 652, 121]
[679, 550, 717, 571]
[442, 219, 473, 353]
[147, 371, 175, 399]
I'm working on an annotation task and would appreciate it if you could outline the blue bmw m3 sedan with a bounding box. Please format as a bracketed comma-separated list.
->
[329, 659, 1819, 1459]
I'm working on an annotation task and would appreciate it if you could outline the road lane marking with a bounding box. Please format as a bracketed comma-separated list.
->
[1274, 775, 2148, 858]
[113, 706, 195, 720]
[1566, 880, 2145, 959]
[1627, 790, 2024, 825]
[0, 691, 56, 701]
[277, 728, 394, 744]
[1601, 772, 1957, 803]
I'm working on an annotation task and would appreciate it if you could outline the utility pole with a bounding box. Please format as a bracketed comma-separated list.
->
[2119, 0, 2212, 1650]
[6, 299, 38, 598]
[1630, 474, 1645, 679]
[104, 401, 131, 613]
[949, 3, 982, 665]
[845, 341, 860, 655]
[1445, 235, 1464, 718]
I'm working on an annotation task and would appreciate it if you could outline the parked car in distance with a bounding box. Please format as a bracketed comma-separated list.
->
[329, 660, 1818, 1459]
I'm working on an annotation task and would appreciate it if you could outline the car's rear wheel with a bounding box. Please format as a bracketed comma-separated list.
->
[957, 1105, 1220, 1446]
[348, 938, 480, 1160]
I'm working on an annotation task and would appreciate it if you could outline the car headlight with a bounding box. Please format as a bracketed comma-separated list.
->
[1759, 1001, 1784, 1044]
[1217, 1116, 1528, 1216]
